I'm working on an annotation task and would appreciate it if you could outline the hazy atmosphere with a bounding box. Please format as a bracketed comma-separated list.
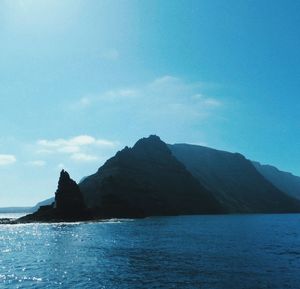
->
[1, 0, 300, 206]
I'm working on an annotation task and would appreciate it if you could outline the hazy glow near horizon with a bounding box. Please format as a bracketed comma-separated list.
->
[3, 0, 81, 32]
[0, 0, 300, 206]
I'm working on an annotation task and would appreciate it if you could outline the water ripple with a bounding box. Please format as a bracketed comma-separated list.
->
[0, 214, 300, 288]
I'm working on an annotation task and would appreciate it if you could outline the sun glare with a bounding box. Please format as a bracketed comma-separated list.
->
[3, 0, 81, 33]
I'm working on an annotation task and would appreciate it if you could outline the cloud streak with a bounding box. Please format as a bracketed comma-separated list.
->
[69, 75, 225, 144]
[0, 154, 16, 166]
[37, 135, 118, 162]
[70, 153, 99, 162]
[100, 48, 120, 61]
[27, 160, 46, 167]
[73, 75, 222, 119]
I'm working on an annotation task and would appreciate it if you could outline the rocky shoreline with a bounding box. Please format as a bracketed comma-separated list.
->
[0, 214, 159, 225]
[0, 215, 88, 224]
[0, 218, 17, 225]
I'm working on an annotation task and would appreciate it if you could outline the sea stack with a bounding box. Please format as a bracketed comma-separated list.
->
[55, 170, 86, 214]
[18, 170, 87, 223]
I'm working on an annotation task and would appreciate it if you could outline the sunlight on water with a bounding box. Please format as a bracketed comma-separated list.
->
[0, 215, 300, 289]
[0, 212, 28, 219]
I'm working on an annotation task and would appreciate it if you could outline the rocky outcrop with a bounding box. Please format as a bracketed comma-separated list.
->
[55, 170, 85, 213]
[18, 170, 89, 222]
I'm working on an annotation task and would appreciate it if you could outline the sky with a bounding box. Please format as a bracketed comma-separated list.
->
[0, 0, 299, 206]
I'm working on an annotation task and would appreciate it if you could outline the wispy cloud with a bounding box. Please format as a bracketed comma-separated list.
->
[32, 135, 118, 165]
[69, 76, 224, 143]
[100, 48, 120, 61]
[57, 163, 65, 170]
[38, 135, 116, 151]
[72, 89, 138, 109]
[70, 153, 98, 162]
[72, 75, 222, 116]
[36, 135, 118, 163]
[0, 154, 16, 166]
[27, 160, 46, 167]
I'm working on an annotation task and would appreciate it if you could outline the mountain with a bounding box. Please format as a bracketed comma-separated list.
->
[252, 161, 300, 200]
[169, 143, 300, 213]
[79, 135, 223, 217]
[16, 135, 300, 223]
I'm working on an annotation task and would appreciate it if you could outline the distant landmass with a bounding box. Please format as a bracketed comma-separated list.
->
[13, 135, 300, 223]
[30, 197, 54, 212]
[169, 144, 300, 213]
[252, 161, 300, 200]
[0, 207, 32, 213]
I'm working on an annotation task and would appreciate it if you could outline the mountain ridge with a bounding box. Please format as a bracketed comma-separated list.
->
[79, 135, 223, 217]
[169, 143, 300, 213]
[16, 135, 300, 222]
[253, 161, 300, 200]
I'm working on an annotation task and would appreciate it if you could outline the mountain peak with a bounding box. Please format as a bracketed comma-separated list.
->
[133, 135, 170, 155]
[80, 134, 222, 215]
[58, 169, 71, 183]
[134, 134, 162, 146]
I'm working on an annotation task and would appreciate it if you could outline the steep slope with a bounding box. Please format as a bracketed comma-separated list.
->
[169, 144, 300, 213]
[253, 162, 300, 200]
[80, 135, 223, 217]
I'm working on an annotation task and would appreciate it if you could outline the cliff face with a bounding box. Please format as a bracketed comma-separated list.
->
[252, 161, 300, 200]
[55, 170, 86, 213]
[79, 135, 223, 217]
[169, 144, 300, 213]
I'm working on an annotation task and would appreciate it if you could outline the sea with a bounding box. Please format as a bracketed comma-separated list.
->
[0, 214, 300, 289]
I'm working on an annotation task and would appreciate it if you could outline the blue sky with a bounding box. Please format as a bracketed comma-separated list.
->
[0, 0, 299, 206]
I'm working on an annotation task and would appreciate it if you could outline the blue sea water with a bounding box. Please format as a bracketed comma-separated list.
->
[0, 214, 300, 289]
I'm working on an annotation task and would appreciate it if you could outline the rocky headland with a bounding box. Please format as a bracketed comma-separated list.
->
[2, 135, 300, 224]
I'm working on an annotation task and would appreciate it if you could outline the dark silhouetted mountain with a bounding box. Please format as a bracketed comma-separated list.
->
[79, 176, 88, 184]
[79, 135, 223, 217]
[169, 143, 300, 213]
[17, 136, 300, 223]
[253, 161, 300, 200]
